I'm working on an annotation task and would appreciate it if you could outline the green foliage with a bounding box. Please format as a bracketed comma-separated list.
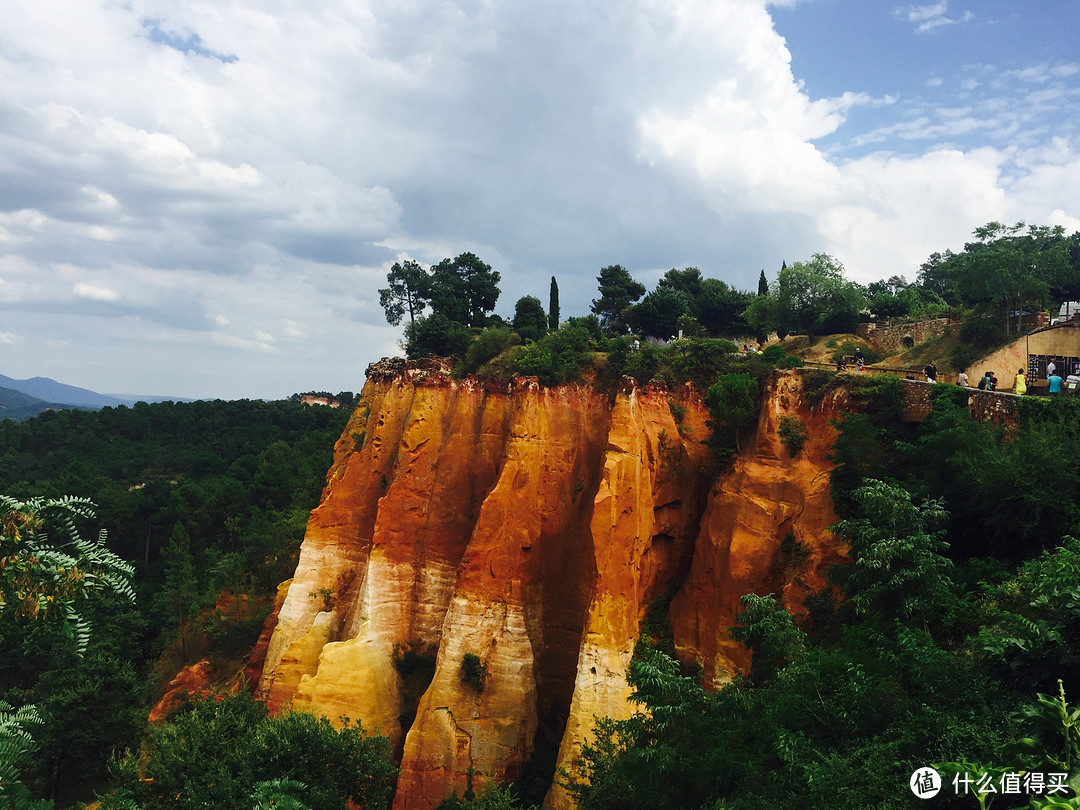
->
[758, 343, 803, 369]
[0, 495, 134, 656]
[627, 287, 692, 340]
[919, 222, 1071, 337]
[1013, 680, 1080, 776]
[832, 479, 955, 625]
[404, 313, 473, 359]
[252, 778, 312, 810]
[916, 387, 1080, 558]
[461, 653, 486, 694]
[801, 368, 840, 408]
[437, 782, 534, 810]
[139, 692, 397, 810]
[731, 593, 806, 683]
[157, 521, 198, 663]
[548, 276, 560, 332]
[429, 253, 502, 329]
[460, 327, 516, 376]
[828, 341, 880, 365]
[513, 296, 548, 343]
[978, 537, 1080, 695]
[696, 278, 753, 337]
[668, 400, 688, 426]
[705, 373, 757, 453]
[378, 258, 430, 326]
[959, 316, 1006, 350]
[507, 323, 594, 386]
[639, 577, 685, 659]
[777, 415, 808, 456]
[745, 254, 865, 341]
[591, 265, 646, 335]
[0, 701, 47, 809]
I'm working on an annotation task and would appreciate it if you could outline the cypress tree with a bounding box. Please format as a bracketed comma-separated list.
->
[758, 269, 769, 296]
[548, 276, 560, 331]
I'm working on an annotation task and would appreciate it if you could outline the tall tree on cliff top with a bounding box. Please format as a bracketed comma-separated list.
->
[428, 253, 501, 328]
[514, 295, 548, 342]
[591, 264, 646, 335]
[378, 259, 430, 326]
[548, 276, 560, 331]
[745, 254, 863, 341]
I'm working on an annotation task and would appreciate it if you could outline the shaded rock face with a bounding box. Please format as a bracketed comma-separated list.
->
[669, 372, 849, 689]
[257, 366, 847, 809]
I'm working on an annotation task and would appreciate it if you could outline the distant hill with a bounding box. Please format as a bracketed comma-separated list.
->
[0, 373, 128, 408]
[0, 386, 71, 421]
[0, 373, 196, 409]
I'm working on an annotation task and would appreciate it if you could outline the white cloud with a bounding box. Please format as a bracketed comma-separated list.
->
[898, 2, 974, 33]
[0, 279, 18, 302]
[0, 331, 24, 345]
[73, 281, 120, 301]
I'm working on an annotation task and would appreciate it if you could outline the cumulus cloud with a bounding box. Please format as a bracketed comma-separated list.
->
[0, 0, 1075, 397]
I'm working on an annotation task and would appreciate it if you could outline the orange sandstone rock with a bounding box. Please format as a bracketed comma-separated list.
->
[670, 370, 849, 687]
[259, 363, 847, 809]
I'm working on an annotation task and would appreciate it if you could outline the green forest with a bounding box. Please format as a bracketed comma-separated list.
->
[4, 220, 1080, 809]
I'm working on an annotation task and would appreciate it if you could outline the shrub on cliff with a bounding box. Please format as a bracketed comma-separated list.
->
[136, 692, 397, 810]
[705, 372, 758, 454]
[505, 323, 593, 385]
[458, 327, 517, 376]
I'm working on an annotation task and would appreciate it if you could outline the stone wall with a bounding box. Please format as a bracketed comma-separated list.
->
[898, 379, 1019, 433]
[858, 318, 952, 353]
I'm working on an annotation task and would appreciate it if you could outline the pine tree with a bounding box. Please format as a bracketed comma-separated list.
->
[160, 522, 198, 663]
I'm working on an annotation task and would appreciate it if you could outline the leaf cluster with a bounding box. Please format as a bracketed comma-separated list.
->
[135, 692, 397, 810]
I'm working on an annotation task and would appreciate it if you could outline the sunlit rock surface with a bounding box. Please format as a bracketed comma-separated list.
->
[257, 363, 848, 809]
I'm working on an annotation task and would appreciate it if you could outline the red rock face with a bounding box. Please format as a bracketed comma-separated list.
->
[257, 365, 848, 809]
[148, 660, 216, 723]
[668, 371, 848, 689]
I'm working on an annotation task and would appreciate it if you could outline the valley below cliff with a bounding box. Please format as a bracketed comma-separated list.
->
[255, 359, 849, 809]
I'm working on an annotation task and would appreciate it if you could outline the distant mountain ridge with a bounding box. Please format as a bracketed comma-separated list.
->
[0, 373, 196, 413]
[0, 373, 129, 408]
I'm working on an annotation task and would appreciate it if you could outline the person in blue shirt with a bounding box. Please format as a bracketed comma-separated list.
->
[1048, 371, 1063, 394]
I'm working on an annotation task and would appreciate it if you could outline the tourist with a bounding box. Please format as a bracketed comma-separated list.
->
[924, 360, 938, 383]
[1049, 369, 1063, 395]
[990, 372, 999, 391]
[1014, 369, 1027, 396]
[1048, 358, 1057, 378]
[957, 369, 969, 386]
[977, 372, 990, 390]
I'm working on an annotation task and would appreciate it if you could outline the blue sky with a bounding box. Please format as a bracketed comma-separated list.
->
[0, 0, 1077, 399]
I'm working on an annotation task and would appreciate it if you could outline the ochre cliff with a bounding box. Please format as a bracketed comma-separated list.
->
[257, 362, 849, 808]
